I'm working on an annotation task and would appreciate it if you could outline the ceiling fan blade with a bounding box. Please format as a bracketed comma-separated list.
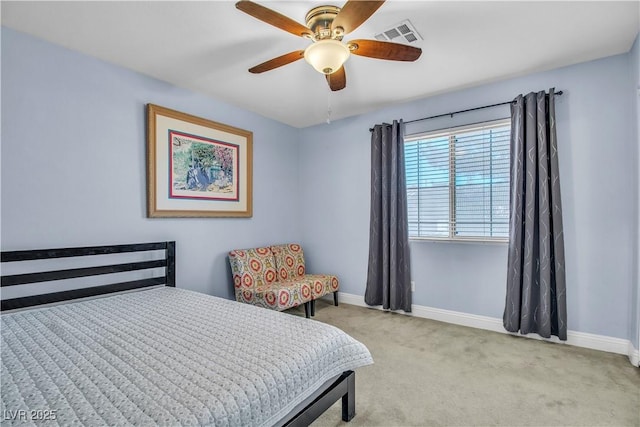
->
[236, 0, 312, 38]
[248, 50, 305, 73]
[332, 1, 385, 35]
[326, 66, 346, 91]
[348, 39, 422, 61]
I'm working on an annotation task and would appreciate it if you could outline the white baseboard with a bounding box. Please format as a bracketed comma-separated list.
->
[629, 342, 640, 367]
[331, 292, 639, 367]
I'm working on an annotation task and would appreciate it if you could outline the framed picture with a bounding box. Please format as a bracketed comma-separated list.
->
[147, 104, 253, 217]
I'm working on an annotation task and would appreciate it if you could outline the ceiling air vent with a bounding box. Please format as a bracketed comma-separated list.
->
[374, 19, 422, 44]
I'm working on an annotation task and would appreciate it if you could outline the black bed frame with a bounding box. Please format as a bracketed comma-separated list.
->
[0, 241, 176, 311]
[0, 241, 357, 426]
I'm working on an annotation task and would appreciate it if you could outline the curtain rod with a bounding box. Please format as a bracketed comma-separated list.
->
[369, 90, 564, 132]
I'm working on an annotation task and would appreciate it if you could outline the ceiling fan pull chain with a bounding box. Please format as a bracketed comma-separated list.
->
[327, 90, 332, 124]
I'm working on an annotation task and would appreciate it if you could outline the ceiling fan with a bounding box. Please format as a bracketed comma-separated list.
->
[235, 0, 422, 91]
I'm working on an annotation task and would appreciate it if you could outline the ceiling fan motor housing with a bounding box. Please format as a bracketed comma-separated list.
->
[305, 5, 343, 40]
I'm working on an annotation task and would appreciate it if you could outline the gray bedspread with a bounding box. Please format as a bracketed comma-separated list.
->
[1, 287, 373, 426]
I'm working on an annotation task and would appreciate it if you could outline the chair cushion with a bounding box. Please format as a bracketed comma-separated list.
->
[228, 247, 277, 290]
[236, 281, 313, 311]
[305, 274, 340, 299]
[270, 243, 306, 281]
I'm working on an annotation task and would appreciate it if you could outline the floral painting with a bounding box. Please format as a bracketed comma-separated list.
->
[147, 104, 252, 217]
[169, 131, 239, 201]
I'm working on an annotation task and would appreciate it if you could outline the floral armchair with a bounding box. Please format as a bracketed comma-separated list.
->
[228, 244, 339, 317]
[270, 244, 339, 314]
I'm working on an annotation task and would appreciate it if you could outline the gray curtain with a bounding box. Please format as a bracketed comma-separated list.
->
[365, 120, 412, 312]
[504, 88, 567, 340]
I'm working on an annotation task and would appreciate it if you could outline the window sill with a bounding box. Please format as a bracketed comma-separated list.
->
[409, 237, 508, 245]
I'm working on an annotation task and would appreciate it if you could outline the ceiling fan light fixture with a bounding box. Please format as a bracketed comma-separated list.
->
[304, 39, 350, 75]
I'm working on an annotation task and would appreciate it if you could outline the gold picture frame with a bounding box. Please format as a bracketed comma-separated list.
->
[147, 104, 253, 217]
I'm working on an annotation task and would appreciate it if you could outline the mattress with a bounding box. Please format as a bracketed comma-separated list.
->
[1, 287, 373, 426]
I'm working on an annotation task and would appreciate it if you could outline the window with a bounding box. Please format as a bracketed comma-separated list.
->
[404, 119, 510, 241]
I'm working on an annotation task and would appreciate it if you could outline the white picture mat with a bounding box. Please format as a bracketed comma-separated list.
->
[154, 114, 249, 212]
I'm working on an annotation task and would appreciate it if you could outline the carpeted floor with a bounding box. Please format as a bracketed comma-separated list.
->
[299, 300, 640, 427]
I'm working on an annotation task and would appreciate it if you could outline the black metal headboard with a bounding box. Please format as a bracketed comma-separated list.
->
[1, 241, 175, 311]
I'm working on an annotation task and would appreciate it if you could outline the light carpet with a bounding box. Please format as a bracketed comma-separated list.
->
[295, 300, 640, 427]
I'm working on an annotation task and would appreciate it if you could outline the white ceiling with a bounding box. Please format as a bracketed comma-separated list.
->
[2, 1, 639, 128]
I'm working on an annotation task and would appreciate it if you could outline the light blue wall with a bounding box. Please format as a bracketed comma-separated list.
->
[299, 52, 637, 341]
[1, 27, 302, 299]
[631, 32, 640, 350]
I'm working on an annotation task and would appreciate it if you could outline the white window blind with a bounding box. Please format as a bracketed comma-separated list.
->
[404, 119, 510, 241]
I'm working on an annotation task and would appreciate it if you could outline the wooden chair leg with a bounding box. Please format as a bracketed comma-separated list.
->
[333, 291, 339, 306]
[311, 299, 316, 316]
[304, 302, 310, 318]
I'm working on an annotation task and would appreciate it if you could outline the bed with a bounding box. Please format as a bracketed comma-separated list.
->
[0, 241, 373, 426]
